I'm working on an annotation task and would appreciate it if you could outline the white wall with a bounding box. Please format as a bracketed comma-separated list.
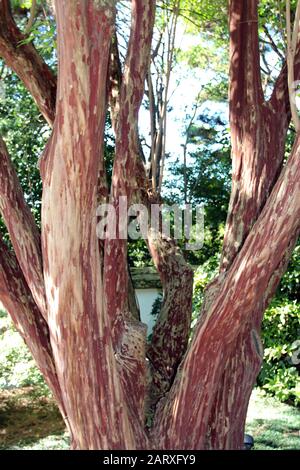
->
[135, 288, 161, 335]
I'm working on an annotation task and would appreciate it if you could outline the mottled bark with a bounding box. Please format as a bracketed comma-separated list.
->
[222, 2, 300, 273]
[222, 0, 282, 270]
[0, 0, 56, 126]
[104, 0, 155, 424]
[107, 32, 122, 134]
[204, 0, 300, 449]
[41, 0, 144, 450]
[206, 228, 300, 450]
[0, 0, 299, 451]
[147, 231, 193, 412]
[153, 134, 300, 449]
[106, 5, 193, 420]
[0, 236, 69, 426]
[0, 137, 47, 317]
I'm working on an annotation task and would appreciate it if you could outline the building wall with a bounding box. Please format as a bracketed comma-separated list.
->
[135, 288, 161, 335]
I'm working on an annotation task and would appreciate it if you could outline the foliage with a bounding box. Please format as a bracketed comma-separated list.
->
[191, 255, 219, 328]
[166, 0, 228, 37]
[165, 111, 231, 265]
[0, 310, 47, 394]
[258, 299, 300, 406]
[0, 63, 50, 231]
[150, 293, 163, 318]
[277, 242, 300, 301]
[128, 239, 153, 268]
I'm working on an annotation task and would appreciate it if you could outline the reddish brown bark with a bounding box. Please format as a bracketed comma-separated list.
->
[106, 6, 194, 420]
[0, 0, 56, 126]
[41, 0, 145, 449]
[153, 133, 300, 448]
[0, 137, 47, 317]
[0, 235, 70, 429]
[222, 2, 300, 273]
[206, 0, 300, 449]
[104, 0, 156, 424]
[147, 232, 193, 412]
[206, 228, 300, 450]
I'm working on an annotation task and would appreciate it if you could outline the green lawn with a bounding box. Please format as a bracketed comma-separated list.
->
[246, 389, 300, 450]
[0, 387, 299, 450]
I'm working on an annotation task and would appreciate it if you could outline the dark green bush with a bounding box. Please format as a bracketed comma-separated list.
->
[258, 299, 300, 406]
[0, 310, 48, 394]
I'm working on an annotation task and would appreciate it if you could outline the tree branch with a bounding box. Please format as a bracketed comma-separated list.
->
[146, 231, 193, 415]
[0, 136, 47, 318]
[286, 0, 300, 131]
[105, 0, 156, 325]
[0, 235, 69, 428]
[107, 32, 122, 135]
[41, 0, 145, 449]
[154, 134, 300, 449]
[104, 0, 156, 427]
[221, 1, 292, 272]
[229, 0, 264, 112]
[24, 0, 37, 35]
[0, 0, 56, 126]
[262, 25, 285, 61]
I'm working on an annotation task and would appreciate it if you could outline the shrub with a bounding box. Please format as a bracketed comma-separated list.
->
[191, 255, 219, 329]
[0, 310, 48, 394]
[258, 299, 300, 406]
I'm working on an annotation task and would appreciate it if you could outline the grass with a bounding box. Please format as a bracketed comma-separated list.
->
[0, 387, 68, 450]
[246, 389, 300, 450]
[0, 387, 299, 450]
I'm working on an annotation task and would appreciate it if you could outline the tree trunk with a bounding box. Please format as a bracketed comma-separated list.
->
[40, 0, 143, 450]
[203, 0, 299, 449]
[152, 132, 300, 448]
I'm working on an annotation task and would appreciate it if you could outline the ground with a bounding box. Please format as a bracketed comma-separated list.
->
[0, 387, 299, 450]
[0, 387, 67, 450]
[246, 389, 300, 450]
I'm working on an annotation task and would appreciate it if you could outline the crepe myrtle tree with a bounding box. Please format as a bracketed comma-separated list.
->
[0, 0, 299, 450]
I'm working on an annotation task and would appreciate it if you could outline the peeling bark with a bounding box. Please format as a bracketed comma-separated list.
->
[222, 0, 282, 270]
[0, 236, 68, 426]
[0, 0, 298, 451]
[104, 0, 156, 425]
[41, 0, 143, 449]
[147, 231, 193, 413]
[106, 4, 193, 423]
[0, 137, 47, 318]
[205, 230, 299, 450]
[207, 0, 300, 449]
[153, 135, 300, 449]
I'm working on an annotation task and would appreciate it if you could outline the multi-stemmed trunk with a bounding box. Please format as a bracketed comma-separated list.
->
[0, 0, 299, 449]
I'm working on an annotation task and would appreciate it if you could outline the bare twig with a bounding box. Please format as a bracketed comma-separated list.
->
[25, 0, 37, 35]
[263, 25, 285, 61]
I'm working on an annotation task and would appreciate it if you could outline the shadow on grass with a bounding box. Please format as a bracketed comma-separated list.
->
[246, 389, 300, 450]
[0, 387, 66, 449]
[246, 414, 300, 450]
[1, 387, 299, 450]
